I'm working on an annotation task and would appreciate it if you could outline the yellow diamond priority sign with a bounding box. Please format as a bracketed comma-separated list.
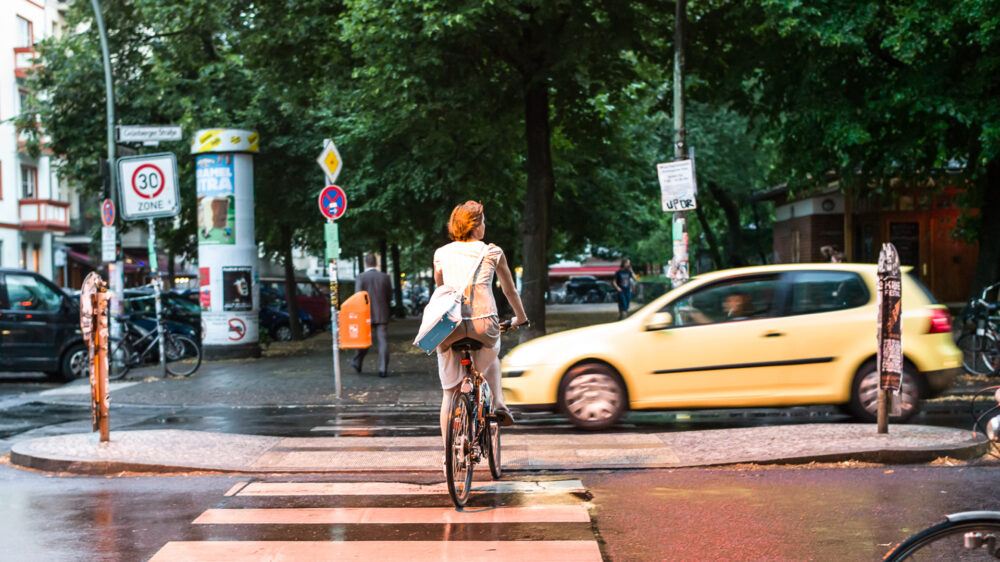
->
[317, 139, 343, 184]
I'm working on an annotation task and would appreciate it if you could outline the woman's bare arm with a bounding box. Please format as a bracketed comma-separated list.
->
[434, 264, 443, 287]
[496, 251, 528, 324]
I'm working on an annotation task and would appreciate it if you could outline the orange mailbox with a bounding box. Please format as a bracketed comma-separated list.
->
[339, 291, 372, 349]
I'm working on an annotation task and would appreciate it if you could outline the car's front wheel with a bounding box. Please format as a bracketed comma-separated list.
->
[54, 344, 89, 382]
[273, 324, 292, 342]
[558, 362, 627, 430]
[847, 359, 922, 422]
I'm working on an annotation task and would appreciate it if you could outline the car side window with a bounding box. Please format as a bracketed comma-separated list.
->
[789, 271, 869, 315]
[660, 275, 781, 327]
[5, 274, 63, 312]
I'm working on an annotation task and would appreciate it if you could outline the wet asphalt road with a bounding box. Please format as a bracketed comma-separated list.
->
[3, 459, 1000, 560]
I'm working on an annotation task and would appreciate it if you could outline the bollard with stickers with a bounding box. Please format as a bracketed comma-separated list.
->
[80, 272, 111, 442]
[876, 242, 903, 434]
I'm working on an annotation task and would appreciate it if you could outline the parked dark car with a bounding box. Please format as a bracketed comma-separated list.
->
[0, 268, 86, 381]
[260, 278, 331, 329]
[122, 289, 201, 339]
[564, 276, 616, 303]
[260, 287, 315, 341]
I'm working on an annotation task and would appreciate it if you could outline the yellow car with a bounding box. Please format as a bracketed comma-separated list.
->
[501, 264, 961, 429]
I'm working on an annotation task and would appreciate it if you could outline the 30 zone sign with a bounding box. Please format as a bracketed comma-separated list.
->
[117, 153, 180, 220]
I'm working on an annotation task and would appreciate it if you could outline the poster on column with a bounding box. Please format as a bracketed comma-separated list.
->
[195, 154, 236, 245]
[222, 266, 253, 311]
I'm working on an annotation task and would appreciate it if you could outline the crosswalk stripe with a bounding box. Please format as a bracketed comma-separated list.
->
[237, 479, 585, 496]
[150, 540, 603, 562]
[194, 505, 591, 525]
[222, 482, 248, 497]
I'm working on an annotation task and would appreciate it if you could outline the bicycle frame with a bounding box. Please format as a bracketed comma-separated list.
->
[123, 322, 164, 365]
[458, 349, 494, 462]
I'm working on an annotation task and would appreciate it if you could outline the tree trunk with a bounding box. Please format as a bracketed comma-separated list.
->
[391, 243, 403, 318]
[519, 80, 555, 342]
[692, 203, 723, 270]
[706, 181, 747, 267]
[970, 159, 1000, 298]
[280, 225, 302, 340]
[379, 238, 388, 273]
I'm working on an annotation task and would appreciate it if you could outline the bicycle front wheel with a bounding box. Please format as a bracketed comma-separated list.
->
[445, 392, 474, 508]
[885, 511, 1000, 560]
[163, 334, 202, 377]
[958, 332, 1000, 375]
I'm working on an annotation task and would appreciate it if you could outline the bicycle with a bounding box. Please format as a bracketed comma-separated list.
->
[956, 281, 1000, 376]
[109, 318, 202, 379]
[883, 386, 1000, 560]
[444, 318, 525, 508]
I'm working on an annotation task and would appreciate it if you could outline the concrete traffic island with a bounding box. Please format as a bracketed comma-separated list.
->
[9, 424, 990, 475]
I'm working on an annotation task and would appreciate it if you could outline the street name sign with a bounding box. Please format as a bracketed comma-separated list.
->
[116, 125, 183, 143]
[318, 185, 347, 221]
[117, 153, 181, 220]
[317, 139, 343, 184]
[656, 159, 698, 212]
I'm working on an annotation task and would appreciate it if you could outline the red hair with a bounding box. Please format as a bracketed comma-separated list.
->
[448, 200, 484, 241]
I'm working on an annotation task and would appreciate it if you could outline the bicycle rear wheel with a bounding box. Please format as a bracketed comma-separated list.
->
[885, 511, 1000, 560]
[108, 337, 133, 380]
[445, 392, 474, 508]
[485, 417, 501, 480]
[163, 334, 202, 377]
[958, 332, 1000, 375]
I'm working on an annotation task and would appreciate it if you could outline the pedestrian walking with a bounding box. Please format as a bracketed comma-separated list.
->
[612, 258, 638, 319]
[350, 253, 393, 377]
[433, 201, 529, 447]
[820, 245, 844, 263]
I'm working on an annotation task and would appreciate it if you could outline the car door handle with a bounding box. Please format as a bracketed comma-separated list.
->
[762, 331, 784, 338]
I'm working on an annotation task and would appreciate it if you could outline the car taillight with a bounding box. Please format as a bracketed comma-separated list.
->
[927, 308, 952, 334]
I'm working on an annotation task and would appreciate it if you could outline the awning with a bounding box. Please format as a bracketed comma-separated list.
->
[548, 266, 618, 278]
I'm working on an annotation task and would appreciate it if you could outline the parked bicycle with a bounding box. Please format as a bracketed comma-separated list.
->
[883, 385, 1000, 560]
[956, 282, 1000, 376]
[444, 319, 525, 508]
[109, 317, 202, 379]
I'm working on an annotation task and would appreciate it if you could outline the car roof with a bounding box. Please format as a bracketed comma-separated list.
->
[690, 262, 908, 283]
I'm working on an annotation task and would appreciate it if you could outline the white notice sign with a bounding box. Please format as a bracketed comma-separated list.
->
[101, 226, 116, 262]
[117, 153, 181, 220]
[656, 160, 697, 212]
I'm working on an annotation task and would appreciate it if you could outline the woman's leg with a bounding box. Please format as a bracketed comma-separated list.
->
[440, 387, 459, 446]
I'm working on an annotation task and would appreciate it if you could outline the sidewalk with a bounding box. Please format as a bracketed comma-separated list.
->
[9, 304, 994, 474]
[10, 424, 989, 474]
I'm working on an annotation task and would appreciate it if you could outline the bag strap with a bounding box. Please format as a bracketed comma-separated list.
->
[455, 244, 492, 297]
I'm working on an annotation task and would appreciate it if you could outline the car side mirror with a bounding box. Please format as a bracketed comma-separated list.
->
[645, 311, 673, 331]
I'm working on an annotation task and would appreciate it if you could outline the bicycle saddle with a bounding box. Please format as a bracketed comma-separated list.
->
[450, 338, 483, 352]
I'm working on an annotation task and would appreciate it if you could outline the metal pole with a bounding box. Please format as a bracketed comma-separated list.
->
[90, 0, 125, 372]
[672, 0, 690, 285]
[328, 246, 341, 398]
[148, 219, 166, 376]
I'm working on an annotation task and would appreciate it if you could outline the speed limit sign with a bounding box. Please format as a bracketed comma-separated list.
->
[117, 153, 180, 220]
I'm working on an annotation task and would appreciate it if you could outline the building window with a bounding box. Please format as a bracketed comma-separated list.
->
[21, 165, 36, 198]
[16, 17, 33, 48]
[18, 89, 30, 113]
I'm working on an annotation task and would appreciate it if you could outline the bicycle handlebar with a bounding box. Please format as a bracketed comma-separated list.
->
[499, 319, 530, 333]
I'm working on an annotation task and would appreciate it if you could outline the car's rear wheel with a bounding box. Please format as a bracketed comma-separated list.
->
[274, 324, 292, 342]
[558, 362, 627, 430]
[847, 359, 922, 422]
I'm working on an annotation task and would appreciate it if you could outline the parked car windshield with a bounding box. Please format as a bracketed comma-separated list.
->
[5, 274, 63, 311]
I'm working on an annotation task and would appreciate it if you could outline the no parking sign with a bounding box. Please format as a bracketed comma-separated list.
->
[117, 153, 180, 220]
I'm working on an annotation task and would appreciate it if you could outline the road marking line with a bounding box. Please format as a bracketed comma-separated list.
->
[150, 540, 603, 562]
[222, 482, 248, 497]
[237, 479, 585, 496]
[193, 505, 590, 525]
[309, 425, 440, 432]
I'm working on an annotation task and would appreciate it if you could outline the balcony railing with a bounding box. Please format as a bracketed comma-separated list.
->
[14, 47, 39, 79]
[19, 199, 70, 232]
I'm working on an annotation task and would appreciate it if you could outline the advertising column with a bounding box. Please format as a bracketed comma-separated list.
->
[191, 129, 260, 359]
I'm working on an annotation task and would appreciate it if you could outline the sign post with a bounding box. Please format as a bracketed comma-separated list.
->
[656, 157, 696, 287]
[117, 152, 181, 377]
[100, 199, 116, 263]
[877, 242, 903, 433]
[319, 184, 347, 398]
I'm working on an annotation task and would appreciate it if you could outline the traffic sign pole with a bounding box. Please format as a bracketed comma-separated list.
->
[148, 219, 166, 377]
[328, 225, 341, 399]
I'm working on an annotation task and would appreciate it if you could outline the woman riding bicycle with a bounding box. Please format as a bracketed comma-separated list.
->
[433, 201, 529, 449]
